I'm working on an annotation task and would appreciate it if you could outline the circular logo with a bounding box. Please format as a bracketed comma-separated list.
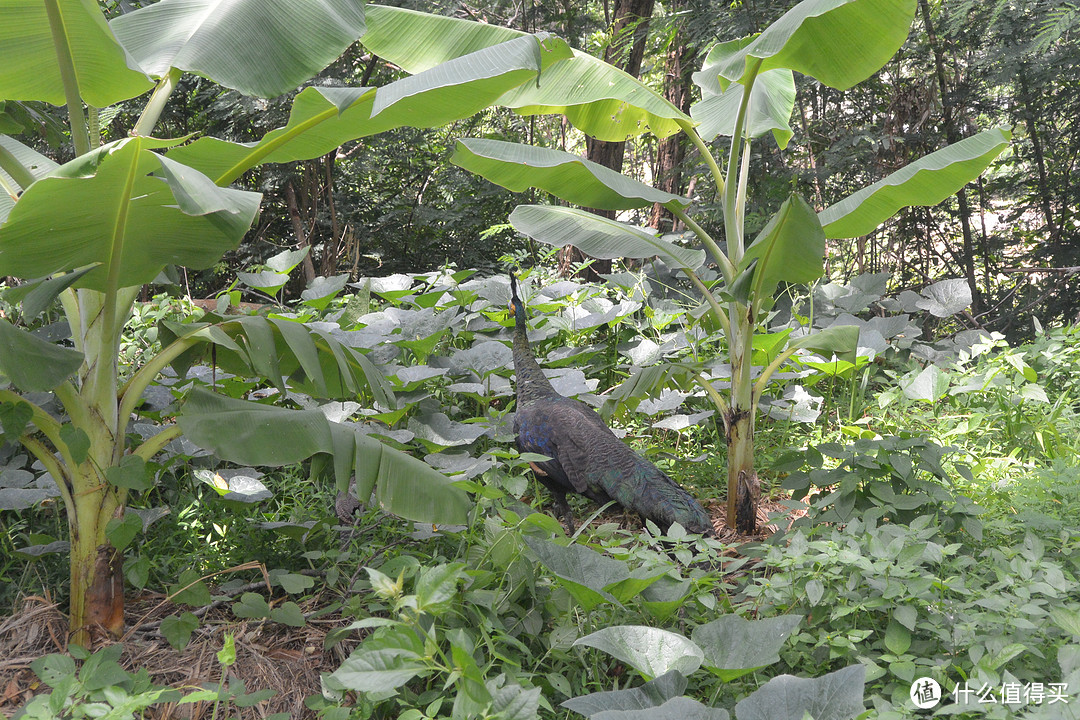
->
[911, 677, 942, 709]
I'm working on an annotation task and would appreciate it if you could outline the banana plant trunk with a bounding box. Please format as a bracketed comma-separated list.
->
[69, 479, 124, 647]
[64, 288, 129, 647]
[727, 301, 759, 534]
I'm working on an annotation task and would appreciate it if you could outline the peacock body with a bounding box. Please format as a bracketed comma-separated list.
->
[509, 274, 714, 536]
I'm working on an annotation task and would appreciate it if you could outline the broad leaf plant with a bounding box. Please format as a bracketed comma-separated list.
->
[444, 0, 1011, 532]
[0, 0, 577, 646]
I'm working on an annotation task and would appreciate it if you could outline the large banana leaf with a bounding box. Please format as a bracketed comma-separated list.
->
[362, 5, 558, 73]
[0, 319, 83, 392]
[0, 137, 260, 290]
[500, 52, 689, 141]
[818, 127, 1012, 238]
[691, 68, 795, 149]
[362, 5, 688, 141]
[509, 205, 706, 270]
[179, 388, 471, 525]
[788, 325, 860, 364]
[0, 135, 59, 223]
[739, 194, 824, 301]
[711, 0, 916, 91]
[452, 139, 691, 211]
[158, 315, 393, 407]
[0, 0, 151, 107]
[110, 0, 366, 99]
[168, 34, 562, 184]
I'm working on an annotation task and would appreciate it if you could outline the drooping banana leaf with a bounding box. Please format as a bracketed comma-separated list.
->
[178, 388, 471, 525]
[509, 205, 705, 270]
[158, 314, 393, 407]
[818, 127, 1012, 238]
[168, 34, 567, 185]
[711, 0, 916, 91]
[452, 138, 690, 211]
[0, 138, 260, 291]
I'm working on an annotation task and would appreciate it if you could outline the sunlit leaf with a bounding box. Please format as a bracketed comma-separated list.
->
[819, 127, 1012, 238]
[713, 0, 916, 91]
[510, 205, 705, 270]
[111, 0, 366, 98]
[691, 69, 795, 148]
[0, 0, 151, 107]
[574, 625, 704, 679]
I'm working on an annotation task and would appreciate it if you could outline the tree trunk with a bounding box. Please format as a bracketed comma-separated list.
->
[558, 0, 655, 279]
[284, 179, 317, 285]
[919, 0, 982, 312]
[649, 6, 694, 231]
[1015, 64, 1059, 242]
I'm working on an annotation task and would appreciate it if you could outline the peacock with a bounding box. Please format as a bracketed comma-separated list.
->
[508, 274, 715, 536]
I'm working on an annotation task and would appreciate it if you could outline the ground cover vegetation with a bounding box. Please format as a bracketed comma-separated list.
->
[1, 0, 1079, 719]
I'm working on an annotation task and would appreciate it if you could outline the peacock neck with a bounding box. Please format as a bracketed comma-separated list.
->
[513, 313, 558, 405]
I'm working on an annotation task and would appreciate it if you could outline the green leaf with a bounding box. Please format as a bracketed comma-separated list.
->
[170, 568, 211, 607]
[270, 602, 307, 627]
[899, 365, 951, 402]
[819, 127, 1012, 238]
[0, 0, 151, 107]
[501, 51, 690, 141]
[1049, 606, 1080, 639]
[415, 563, 465, 615]
[111, 0, 366, 98]
[510, 205, 705, 270]
[0, 138, 261, 291]
[3, 265, 99, 322]
[160, 612, 199, 651]
[453, 138, 691, 211]
[788, 325, 861, 364]
[330, 647, 425, 692]
[574, 625, 704, 679]
[0, 135, 60, 223]
[0, 400, 34, 439]
[916, 279, 971, 317]
[884, 618, 911, 655]
[60, 425, 90, 465]
[362, 5, 686, 141]
[270, 570, 315, 594]
[713, 0, 916, 91]
[739, 194, 825, 301]
[691, 69, 795, 148]
[232, 592, 272, 619]
[105, 455, 152, 491]
[265, 247, 311, 274]
[523, 536, 623, 611]
[237, 270, 290, 294]
[692, 614, 802, 681]
[734, 665, 866, 720]
[169, 35, 558, 185]
[105, 512, 142, 552]
[561, 670, 689, 716]
[161, 315, 393, 404]
[178, 389, 471, 525]
[0, 319, 83, 392]
[301, 274, 350, 311]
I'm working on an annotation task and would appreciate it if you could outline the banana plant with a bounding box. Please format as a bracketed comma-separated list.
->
[441, 0, 1011, 532]
[0, 0, 571, 647]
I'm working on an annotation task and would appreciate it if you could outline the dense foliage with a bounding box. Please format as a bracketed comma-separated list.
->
[2, 0, 1079, 718]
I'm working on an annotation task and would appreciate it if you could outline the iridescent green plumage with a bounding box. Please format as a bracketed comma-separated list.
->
[509, 273, 714, 536]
